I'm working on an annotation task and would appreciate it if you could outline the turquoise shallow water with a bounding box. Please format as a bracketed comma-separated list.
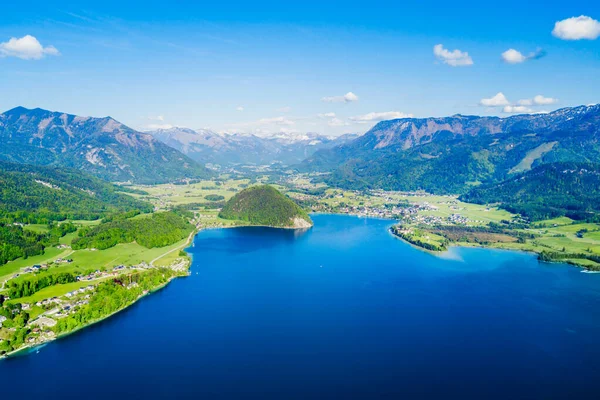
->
[2, 214, 600, 399]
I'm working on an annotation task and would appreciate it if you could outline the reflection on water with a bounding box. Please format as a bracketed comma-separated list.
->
[193, 225, 311, 254]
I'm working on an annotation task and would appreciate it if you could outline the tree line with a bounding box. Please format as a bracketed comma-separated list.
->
[72, 212, 193, 250]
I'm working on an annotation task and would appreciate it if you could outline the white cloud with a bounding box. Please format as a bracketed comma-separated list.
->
[349, 111, 413, 123]
[433, 44, 473, 67]
[503, 105, 534, 114]
[501, 48, 546, 64]
[552, 16, 600, 40]
[483, 93, 558, 112]
[0, 35, 60, 60]
[516, 95, 558, 106]
[276, 106, 291, 112]
[321, 92, 359, 103]
[318, 112, 336, 118]
[236, 106, 244, 111]
[480, 92, 510, 107]
[328, 118, 349, 127]
[148, 115, 165, 121]
[256, 116, 295, 126]
[501, 49, 527, 64]
[533, 95, 558, 105]
[481, 92, 559, 114]
[316, 112, 347, 126]
[146, 123, 174, 130]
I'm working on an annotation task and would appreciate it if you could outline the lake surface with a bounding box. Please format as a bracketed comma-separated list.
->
[2, 214, 600, 399]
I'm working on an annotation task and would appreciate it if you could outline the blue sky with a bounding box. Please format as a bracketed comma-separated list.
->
[1, 1, 599, 136]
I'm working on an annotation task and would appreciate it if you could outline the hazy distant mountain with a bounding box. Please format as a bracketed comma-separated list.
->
[148, 127, 359, 165]
[0, 107, 211, 184]
[302, 105, 600, 193]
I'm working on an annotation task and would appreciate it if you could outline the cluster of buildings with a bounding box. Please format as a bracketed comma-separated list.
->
[52, 295, 92, 318]
[25, 328, 56, 345]
[402, 214, 445, 226]
[449, 213, 469, 224]
[75, 264, 147, 282]
[329, 205, 404, 219]
[35, 297, 63, 308]
[65, 285, 95, 298]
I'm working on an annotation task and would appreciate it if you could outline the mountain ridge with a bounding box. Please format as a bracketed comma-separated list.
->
[0, 107, 211, 184]
[148, 127, 359, 166]
[302, 104, 600, 193]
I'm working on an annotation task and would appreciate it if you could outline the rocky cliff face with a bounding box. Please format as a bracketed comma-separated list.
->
[291, 217, 313, 229]
[347, 104, 600, 152]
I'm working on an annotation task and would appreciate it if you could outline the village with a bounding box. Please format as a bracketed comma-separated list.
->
[0, 254, 191, 352]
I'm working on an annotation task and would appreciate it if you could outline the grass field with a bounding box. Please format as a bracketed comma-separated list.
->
[0, 247, 70, 282]
[130, 179, 251, 209]
[67, 239, 190, 270]
[416, 198, 513, 226]
[22, 224, 51, 233]
[6, 280, 108, 305]
[1, 216, 194, 293]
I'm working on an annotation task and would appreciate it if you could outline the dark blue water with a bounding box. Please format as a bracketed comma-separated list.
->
[2, 214, 600, 399]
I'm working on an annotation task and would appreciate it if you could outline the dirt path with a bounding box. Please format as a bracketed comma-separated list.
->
[150, 229, 197, 266]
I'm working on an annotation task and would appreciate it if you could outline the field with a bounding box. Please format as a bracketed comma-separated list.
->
[0, 247, 69, 282]
[6, 280, 108, 305]
[7, 175, 600, 291]
[129, 179, 253, 208]
[0, 217, 194, 296]
[317, 186, 600, 270]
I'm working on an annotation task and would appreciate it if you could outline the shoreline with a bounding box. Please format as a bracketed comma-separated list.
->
[387, 225, 598, 272]
[4, 213, 596, 360]
[2, 271, 186, 360]
[1, 218, 314, 360]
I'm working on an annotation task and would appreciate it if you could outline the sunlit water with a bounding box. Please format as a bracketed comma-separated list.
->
[2, 214, 600, 399]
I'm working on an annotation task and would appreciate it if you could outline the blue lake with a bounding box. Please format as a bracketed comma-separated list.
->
[2, 214, 600, 399]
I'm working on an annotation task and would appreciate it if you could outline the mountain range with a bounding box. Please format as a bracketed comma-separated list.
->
[0, 107, 211, 184]
[3, 104, 600, 197]
[148, 127, 359, 166]
[302, 104, 600, 194]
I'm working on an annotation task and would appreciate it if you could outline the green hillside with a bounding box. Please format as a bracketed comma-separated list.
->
[71, 211, 194, 250]
[460, 162, 600, 221]
[0, 161, 152, 223]
[0, 161, 153, 267]
[219, 185, 313, 228]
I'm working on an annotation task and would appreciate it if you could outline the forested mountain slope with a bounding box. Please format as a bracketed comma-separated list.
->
[0, 161, 151, 223]
[302, 105, 600, 194]
[0, 107, 211, 184]
[460, 162, 600, 221]
[0, 161, 154, 266]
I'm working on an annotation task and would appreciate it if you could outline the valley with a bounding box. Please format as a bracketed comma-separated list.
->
[135, 171, 600, 269]
[4, 4, 600, 397]
[3, 103, 600, 360]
